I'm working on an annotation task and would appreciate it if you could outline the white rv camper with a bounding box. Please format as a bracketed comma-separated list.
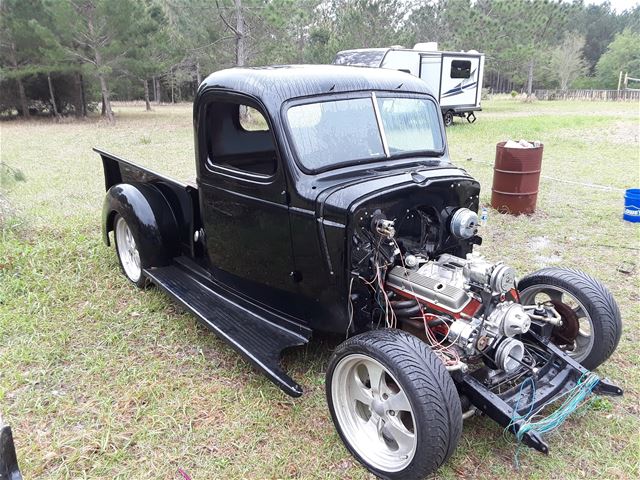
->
[334, 43, 485, 126]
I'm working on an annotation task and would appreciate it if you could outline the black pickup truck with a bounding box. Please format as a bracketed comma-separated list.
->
[97, 65, 622, 479]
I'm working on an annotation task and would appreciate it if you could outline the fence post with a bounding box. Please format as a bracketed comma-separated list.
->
[618, 71, 623, 91]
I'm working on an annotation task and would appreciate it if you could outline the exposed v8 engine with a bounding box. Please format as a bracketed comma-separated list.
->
[341, 187, 622, 478]
[386, 252, 531, 372]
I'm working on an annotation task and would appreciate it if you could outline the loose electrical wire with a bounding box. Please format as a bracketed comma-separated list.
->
[420, 313, 460, 366]
[504, 377, 537, 438]
[515, 372, 600, 442]
[390, 237, 461, 367]
[354, 232, 461, 366]
[376, 264, 397, 329]
[346, 276, 355, 338]
[506, 371, 600, 468]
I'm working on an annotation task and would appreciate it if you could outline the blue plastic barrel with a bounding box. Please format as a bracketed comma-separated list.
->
[623, 188, 640, 222]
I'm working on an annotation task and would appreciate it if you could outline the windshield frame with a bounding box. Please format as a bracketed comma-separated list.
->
[281, 91, 446, 174]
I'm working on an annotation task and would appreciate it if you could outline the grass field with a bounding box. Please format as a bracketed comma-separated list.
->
[1, 97, 639, 479]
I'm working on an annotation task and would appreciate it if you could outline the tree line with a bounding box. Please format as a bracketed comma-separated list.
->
[1, 0, 639, 122]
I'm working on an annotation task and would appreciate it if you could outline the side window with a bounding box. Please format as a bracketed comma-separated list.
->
[451, 60, 471, 79]
[206, 101, 276, 176]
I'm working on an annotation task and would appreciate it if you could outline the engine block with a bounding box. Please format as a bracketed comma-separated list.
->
[386, 252, 531, 372]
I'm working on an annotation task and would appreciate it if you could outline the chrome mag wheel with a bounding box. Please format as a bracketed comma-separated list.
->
[115, 215, 142, 283]
[331, 354, 417, 472]
[326, 330, 462, 479]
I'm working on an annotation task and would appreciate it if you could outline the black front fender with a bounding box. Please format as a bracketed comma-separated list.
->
[102, 183, 179, 268]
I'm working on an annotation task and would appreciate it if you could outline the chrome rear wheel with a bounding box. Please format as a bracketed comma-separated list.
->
[114, 215, 143, 285]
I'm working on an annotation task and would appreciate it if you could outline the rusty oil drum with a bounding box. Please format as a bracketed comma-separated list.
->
[491, 141, 543, 215]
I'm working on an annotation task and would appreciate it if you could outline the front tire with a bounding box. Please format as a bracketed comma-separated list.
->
[113, 214, 147, 288]
[518, 267, 622, 370]
[326, 330, 462, 480]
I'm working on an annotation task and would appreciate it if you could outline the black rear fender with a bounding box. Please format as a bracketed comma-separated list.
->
[102, 183, 179, 268]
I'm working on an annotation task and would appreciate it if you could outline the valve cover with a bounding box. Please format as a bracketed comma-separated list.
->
[386, 266, 471, 312]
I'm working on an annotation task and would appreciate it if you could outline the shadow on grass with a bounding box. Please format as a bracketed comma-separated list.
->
[281, 331, 343, 379]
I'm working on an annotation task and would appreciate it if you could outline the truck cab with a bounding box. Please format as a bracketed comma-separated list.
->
[100, 65, 475, 338]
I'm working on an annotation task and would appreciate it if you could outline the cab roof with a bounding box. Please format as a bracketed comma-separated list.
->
[197, 64, 435, 112]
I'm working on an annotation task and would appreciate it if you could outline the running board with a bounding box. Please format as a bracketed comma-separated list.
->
[144, 261, 311, 397]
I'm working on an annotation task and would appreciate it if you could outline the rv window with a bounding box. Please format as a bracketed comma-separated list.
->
[451, 60, 471, 79]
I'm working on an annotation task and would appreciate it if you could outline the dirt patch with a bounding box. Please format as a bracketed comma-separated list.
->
[558, 120, 639, 146]
[602, 120, 640, 145]
[528, 236, 551, 251]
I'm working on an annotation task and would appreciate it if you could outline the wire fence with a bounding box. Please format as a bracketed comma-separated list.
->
[534, 89, 640, 101]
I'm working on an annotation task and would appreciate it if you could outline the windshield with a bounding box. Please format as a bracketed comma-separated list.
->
[286, 94, 444, 172]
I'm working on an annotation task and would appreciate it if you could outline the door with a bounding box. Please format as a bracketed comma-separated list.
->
[197, 95, 296, 295]
[419, 53, 441, 99]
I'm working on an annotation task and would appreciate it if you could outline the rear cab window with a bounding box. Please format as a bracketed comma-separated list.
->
[205, 101, 276, 176]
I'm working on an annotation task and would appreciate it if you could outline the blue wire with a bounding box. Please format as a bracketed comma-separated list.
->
[512, 377, 536, 423]
[507, 372, 600, 469]
[516, 372, 599, 443]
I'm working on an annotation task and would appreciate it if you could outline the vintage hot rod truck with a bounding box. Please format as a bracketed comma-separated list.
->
[97, 65, 623, 479]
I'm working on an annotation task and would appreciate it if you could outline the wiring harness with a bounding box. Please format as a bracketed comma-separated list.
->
[506, 372, 600, 467]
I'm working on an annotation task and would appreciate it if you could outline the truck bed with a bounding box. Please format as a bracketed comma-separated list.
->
[96, 148, 200, 257]
[95, 148, 195, 192]
[96, 148, 312, 396]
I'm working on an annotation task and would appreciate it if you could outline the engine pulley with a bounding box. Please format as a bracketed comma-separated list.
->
[450, 208, 479, 239]
[494, 338, 525, 372]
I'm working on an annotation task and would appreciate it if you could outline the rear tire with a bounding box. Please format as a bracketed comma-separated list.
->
[326, 329, 462, 480]
[113, 214, 147, 288]
[518, 267, 622, 370]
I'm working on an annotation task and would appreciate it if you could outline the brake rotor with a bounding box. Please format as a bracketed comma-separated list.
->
[549, 300, 579, 347]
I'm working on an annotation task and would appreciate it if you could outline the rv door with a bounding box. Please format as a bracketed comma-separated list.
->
[418, 53, 442, 101]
